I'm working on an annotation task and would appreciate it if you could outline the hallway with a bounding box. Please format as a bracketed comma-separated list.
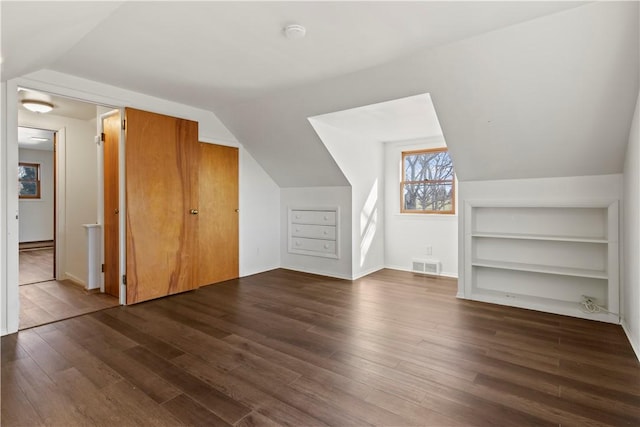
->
[19, 246, 54, 285]
[19, 246, 119, 330]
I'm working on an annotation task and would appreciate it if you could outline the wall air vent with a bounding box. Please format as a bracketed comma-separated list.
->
[412, 259, 441, 276]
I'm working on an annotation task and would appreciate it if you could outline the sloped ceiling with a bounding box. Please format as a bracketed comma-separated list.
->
[2, 2, 638, 185]
[217, 1, 639, 183]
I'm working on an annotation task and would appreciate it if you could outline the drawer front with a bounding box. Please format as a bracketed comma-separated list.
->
[291, 210, 336, 226]
[291, 237, 336, 254]
[291, 224, 336, 240]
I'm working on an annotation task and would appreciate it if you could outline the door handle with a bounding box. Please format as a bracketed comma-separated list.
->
[190, 209, 199, 215]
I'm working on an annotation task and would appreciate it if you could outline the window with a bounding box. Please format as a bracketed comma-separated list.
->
[18, 162, 41, 199]
[401, 148, 455, 214]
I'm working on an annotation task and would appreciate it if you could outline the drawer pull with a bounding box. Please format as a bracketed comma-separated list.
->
[295, 241, 301, 246]
[324, 215, 328, 220]
[296, 228, 300, 232]
[323, 230, 328, 235]
[324, 244, 329, 249]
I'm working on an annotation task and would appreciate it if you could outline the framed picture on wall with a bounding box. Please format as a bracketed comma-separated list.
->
[18, 162, 41, 199]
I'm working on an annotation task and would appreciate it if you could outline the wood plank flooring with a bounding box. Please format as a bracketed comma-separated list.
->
[20, 280, 120, 330]
[2, 268, 639, 426]
[19, 248, 54, 285]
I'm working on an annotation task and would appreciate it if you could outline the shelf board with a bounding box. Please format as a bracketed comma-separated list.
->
[467, 290, 618, 324]
[472, 259, 608, 280]
[471, 232, 607, 244]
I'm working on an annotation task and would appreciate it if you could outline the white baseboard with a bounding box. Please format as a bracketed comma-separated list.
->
[622, 320, 640, 363]
[385, 264, 458, 279]
[280, 265, 352, 281]
[64, 272, 86, 288]
[239, 267, 280, 278]
[240, 264, 281, 278]
[352, 265, 385, 280]
[1, 328, 7, 337]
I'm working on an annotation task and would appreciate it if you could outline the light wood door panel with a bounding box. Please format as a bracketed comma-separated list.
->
[125, 108, 199, 304]
[103, 113, 120, 298]
[198, 143, 239, 286]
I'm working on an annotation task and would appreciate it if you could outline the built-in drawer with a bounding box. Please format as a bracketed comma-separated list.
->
[291, 237, 336, 254]
[291, 224, 336, 240]
[291, 210, 336, 226]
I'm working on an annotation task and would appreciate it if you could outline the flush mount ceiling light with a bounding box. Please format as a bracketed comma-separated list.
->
[283, 24, 306, 39]
[21, 100, 54, 113]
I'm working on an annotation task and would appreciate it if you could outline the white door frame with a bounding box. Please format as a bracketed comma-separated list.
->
[2, 78, 124, 334]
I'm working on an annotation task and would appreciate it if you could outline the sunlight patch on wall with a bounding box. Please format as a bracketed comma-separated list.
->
[360, 179, 378, 267]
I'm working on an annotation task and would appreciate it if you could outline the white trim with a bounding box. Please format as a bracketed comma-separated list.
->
[352, 265, 385, 280]
[5, 81, 20, 334]
[622, 320, 640, 363]
[55, 127, 67, 283]
[280, 265, 352, 281]
[1, 82, 8, 335]
[64, 272, 86, 288]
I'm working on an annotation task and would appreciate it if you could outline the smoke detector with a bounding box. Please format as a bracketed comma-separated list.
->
[283, 24, 306, 39]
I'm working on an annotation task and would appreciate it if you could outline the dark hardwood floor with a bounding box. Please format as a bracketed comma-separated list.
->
[20, 280, 120, 330]
[2, 269, 639, 426]
[19, 248, 54, 285]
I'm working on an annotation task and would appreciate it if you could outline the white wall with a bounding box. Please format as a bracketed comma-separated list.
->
[19, 110, 98, 286]
[458, 174, 624, 298]
[309, 119, 385, 279]
[623, 90, 640, 360]
[384, 137, 458, 277]
[2, 71, 280, 335]
[280, 187, 352, 280]
[18, 148, 54, 242]
[239, 148, 281, 277]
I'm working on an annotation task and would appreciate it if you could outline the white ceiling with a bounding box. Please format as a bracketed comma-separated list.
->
[2, 2, 638, 186]
[309, 94, 443, 143]
[18, 127, 55, 151]
[18, 89, 98, 121]
[2, 1, 584, 109]
[216, 2, 639, 184]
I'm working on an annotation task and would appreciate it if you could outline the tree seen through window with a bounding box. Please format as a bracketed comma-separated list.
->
[401, 148, 455, 214]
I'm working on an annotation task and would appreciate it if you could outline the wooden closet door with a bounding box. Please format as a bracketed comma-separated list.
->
[198, 143, 239, 286]
[125, 108, 199, 304]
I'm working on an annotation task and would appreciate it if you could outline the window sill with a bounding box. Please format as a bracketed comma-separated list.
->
[395, 212, 457, 219]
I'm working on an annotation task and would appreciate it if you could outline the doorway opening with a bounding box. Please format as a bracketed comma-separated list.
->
[18, 126, 56, 287]
[17, 89, 120, 330]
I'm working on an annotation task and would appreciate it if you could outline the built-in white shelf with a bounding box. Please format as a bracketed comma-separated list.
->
[471, 259, 608, 280]
[462, 201, 619, 324]
[471, 232, 608, 244]
[470, 288, 618, 323]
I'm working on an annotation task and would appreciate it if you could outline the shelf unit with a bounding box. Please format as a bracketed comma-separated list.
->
[463, 201, 619, 323]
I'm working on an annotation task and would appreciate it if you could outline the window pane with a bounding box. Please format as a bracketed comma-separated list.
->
[19, 181, 38, 197]
[19, 165, 37, 181]
[404, 151, 453, 182]
[403, 182, 453, 212]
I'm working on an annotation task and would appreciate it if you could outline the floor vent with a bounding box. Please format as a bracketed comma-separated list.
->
[412, 259, 441, 276]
